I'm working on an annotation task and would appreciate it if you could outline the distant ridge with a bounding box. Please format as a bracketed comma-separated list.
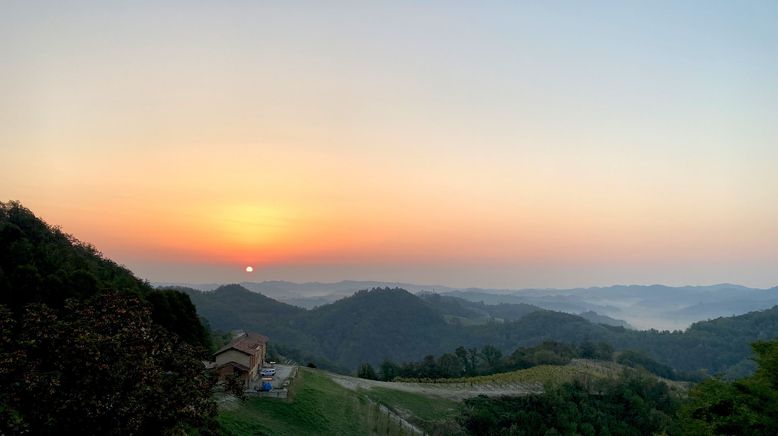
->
[179, 282, 778, 378]
[158, 280, 778, 330]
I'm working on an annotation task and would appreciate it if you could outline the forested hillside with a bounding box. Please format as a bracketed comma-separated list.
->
[419, 292, 543, 324]
[295, 288, 457, 367]
[447, 284, 778, 331]
[182, 286, 462, 370]
[183, 283, 345, 369]
[183, 282, 778, 377]
[0, 202, 217, 434]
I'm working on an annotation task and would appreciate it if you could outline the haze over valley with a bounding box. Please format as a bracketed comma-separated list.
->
[157, 280, 778, 330]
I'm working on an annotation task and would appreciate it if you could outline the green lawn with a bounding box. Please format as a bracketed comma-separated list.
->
[218, 368, 413, 435]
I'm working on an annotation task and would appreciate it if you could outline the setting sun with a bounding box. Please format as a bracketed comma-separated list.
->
[2, 2, 777, 433]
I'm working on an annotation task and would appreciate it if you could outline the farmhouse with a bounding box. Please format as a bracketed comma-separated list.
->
[212, 331, 269, 387]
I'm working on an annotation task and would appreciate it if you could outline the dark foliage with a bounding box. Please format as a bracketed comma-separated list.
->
[224, 373, 247, 401]
[0, 201, 209, 351]
[678, 337, 778, 435]
[292, 288, 454, 367]
[184, 285, 460, 369]
[608, 309, 778, 375]
[147, 289, 211, 354]
[459, 371, 679, 435]
[382, 341, 615, 381]
[180, 284, 317, 358]
[357, 362, 378, 380]
[0, 293, 218, 435]
[0, 201, 217, 434]
[419, 292, 541, 322]
[0, 202, 146, 309]
[617, 350, 677, 380]
[457, 338, 778, 435]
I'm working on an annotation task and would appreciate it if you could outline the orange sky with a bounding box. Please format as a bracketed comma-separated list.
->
[2, 2, 777, 288]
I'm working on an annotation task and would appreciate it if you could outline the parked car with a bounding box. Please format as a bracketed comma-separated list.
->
[260, 367, 276, 376]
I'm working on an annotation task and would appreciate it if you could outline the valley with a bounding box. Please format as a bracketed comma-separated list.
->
[180, 284, 778, 378]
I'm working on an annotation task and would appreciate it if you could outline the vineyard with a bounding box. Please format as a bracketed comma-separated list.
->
[394, 359, 688, 392]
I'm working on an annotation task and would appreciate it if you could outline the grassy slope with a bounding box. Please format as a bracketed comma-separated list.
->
[219, 362, 687, 435]
[218, 369, 416, 435]
[360, 387, 461, 434]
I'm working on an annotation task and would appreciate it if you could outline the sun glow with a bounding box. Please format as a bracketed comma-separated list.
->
[245, 266, 254, 273]
[211, 204, 291, 247]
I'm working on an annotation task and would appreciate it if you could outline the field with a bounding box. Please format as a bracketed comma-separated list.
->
[384, 359, 689, 399]
[218, 368, 430, 435]
[218, 360, 687, 435]
[359, 387, 462, 435]
[407, 359, 624, 386]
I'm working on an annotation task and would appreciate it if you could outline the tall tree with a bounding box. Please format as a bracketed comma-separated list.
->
[379, 359, 400, 381]
[357, 362, 378, 380]
[480, 345, 503, 372]
[455, 346, 471, 374]
[437, 353, 464, 378]
[467, 347, 479, 376]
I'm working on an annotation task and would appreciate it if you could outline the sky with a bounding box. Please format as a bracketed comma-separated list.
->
[2, 1, 777, 289]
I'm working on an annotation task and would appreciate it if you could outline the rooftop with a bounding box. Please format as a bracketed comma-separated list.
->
[214, 331, 269, 357]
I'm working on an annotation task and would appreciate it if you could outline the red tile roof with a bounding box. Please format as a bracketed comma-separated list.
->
[214, 332, 269, 357]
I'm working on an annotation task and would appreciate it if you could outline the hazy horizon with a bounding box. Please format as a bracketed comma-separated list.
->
[150, 275, 776, 293]
[3, 2, 778, 433]
[3, 1, 777, 289]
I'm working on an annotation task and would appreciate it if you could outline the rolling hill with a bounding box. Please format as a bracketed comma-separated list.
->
[446, 284, 778, 330]
[161, 279, 778, 330]
[181, 283, 778, 377]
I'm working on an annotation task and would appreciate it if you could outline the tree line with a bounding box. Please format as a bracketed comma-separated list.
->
[357, 340, 696, 382]
[458, 337, 778, 435]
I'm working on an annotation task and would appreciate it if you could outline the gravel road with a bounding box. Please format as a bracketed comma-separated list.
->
[326, 371, 542, 401]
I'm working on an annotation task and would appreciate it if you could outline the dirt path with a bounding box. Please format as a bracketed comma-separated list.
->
[325, 371, 543, 401]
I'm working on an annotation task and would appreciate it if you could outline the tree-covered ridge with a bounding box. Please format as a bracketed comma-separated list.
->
[446, 284, 778, 331]
[0, 201, 149, 306]
[612, 306, 778, 376]
[419, 292, 544, 325]
[0, 201, 216, 434]
[184, 286, 460, 369]
[294, 288, 456, 366]
[180, 284, 337, 369]
[0, 201, 209, 350]
[185, 280, 778, 378]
